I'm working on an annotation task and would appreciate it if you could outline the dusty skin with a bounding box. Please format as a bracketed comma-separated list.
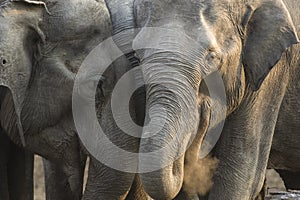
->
[33, 156, 287, 200]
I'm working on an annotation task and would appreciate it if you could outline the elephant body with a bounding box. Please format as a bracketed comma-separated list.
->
[269, 51, 300, 190]
[268, 0, 300, 188]
[0, 0, 111, 199]
[1, 0, 299, 199]
[0, 1, 148, 199]
[86, 0, 300, 199]
[127, 0, 299, 199]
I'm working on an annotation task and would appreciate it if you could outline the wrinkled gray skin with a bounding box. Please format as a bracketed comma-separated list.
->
[0, 89, 32, 200]
[0, 0, 111, 199]
[268, 0, 300, 191]
[0, 126, 33, 200]
[130, 0, 299, 199]
[81, 0, 150, 199]
[0, 1, 147, 199]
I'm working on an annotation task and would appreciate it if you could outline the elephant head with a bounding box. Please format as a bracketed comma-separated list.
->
[0, 0, 45, 145]
[133, 0, 299, 199]
[0, 0, 111, 143]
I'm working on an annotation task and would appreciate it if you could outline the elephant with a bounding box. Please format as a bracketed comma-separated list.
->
[0, 0, 112, 199]
[0, 87, 32, 200]
[0, 125, 34, 200]
[78, 0, 300, 199]
[267, 0, 300, 191]
[79, 0, 152, 199]
[124, 0, 299, 199]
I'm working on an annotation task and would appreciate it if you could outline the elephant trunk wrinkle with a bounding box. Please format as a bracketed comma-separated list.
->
[139, 55, 201, 199]
[0, 86, 26, 146]
[140, 156, 185, 200]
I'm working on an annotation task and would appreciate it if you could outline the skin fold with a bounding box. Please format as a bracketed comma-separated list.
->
[129, 0, 299, 199]
[0, 1, 299, 200]
[0, 87, 33, 200]
[90, 0, 300, 199]
[0, 1, 147, 199]
[268, 0, 300, 191]
[0, 126, 33, 200]
[0, 0, 111, 199]
[81, 1, 151, 199]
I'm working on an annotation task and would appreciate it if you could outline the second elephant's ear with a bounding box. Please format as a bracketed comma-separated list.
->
[242, 0, 299, 91]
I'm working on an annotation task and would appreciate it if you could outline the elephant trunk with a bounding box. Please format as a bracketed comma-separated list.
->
[105, 0, 137, 53]
[139, 52, 201, 199]
[105, 0, 135, 35]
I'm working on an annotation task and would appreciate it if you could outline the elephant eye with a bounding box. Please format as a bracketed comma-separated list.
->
[1, 59, 7, 65]
[205, 50, 222, 70]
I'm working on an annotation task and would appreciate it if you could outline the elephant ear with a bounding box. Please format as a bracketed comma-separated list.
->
[1, 1, 45, 146]
[10, 0, 51, 14]
[242, 0, 299, 90]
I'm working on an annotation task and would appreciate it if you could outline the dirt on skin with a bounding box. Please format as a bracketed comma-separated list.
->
[34, 156, 290, 199]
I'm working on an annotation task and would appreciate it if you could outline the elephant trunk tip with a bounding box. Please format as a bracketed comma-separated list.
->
[140, 156, 185, 200]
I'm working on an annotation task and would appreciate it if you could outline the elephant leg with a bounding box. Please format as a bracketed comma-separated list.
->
[26, 118, 86, 200]
[125, 175, 151, 200]
[255, 179, 267, 200]
[208, 112, 273, 200]
[0, 129, 10, 200]
[83, 158, 135, 200]
[81, 77, 140, 199]
[276, 169, 300, 190]
[43, 158, 81, 200]
[208, 67, 289, 199]
[8, 142, 34, 200]
[0, 127, 34, 200]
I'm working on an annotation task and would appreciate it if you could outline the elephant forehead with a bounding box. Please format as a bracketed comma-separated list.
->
[42, 0, 111, 42]
[0, 24, 23, 52]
